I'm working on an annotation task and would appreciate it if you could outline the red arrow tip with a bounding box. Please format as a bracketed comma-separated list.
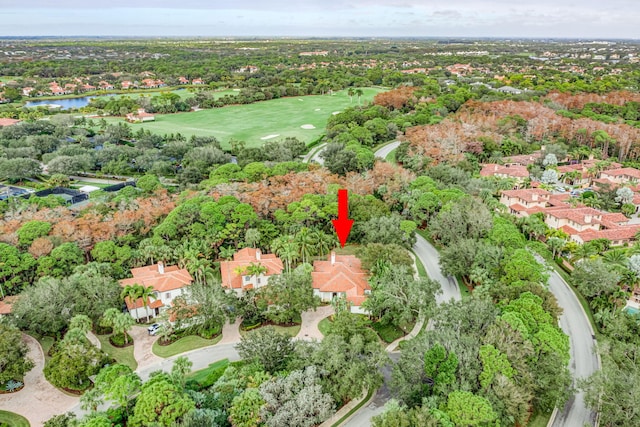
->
[332, 219, 354, 248]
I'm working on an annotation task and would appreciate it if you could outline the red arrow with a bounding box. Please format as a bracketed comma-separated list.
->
[332, 189, 354, 248]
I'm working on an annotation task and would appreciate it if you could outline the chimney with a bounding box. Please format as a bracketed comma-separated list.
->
[494, 165, 499, 171]
[585, 214, 592, 224]
[158, 261, 164, 274]
[331, 251, 336, 266]
[256, 248, 261, 261]
[532, 193, 538, 201]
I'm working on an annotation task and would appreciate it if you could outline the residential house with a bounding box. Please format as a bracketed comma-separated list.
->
[499, 188, 551, 217]
[219, 248, 284, 293]
[121, 80, 134, 89]
[22, 87, 35, 97]
[99, 81, 114, 90]
[119, 262, 193, 321]
[574, 225, 640, 247]
[126, 109, 155, 123]
[0, 118, 21, 127]
[599, 168, 640, 185]
[496, 85, 523, 95]
[311, 252, 371, 314]
[479, 164, 530, 182]
[81, 84, 96, 92]
[191, 78, 204, 85]
[0, 296, 17, 316]
[299, 51, 329, 56]
[178, 76, 189, 84]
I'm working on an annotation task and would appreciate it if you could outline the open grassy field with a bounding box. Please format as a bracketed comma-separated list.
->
[103, 87, 386, 148]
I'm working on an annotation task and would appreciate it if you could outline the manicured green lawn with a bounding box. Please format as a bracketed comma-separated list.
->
[153, 334, 222, 358]
[0, 410, 30, 427]
[270, 324, 301, 337]
[385, 148, 397, 163]
[412, 251, 427, 278]
[36, 336, 55, 363]
[101, 87, 385, 148]
[317, 317, 332, 336]
[527, 410, 552, 427]
[185, 358, 229, 389]
[96, 334, 137, 371]
[372, 321, 406, 343]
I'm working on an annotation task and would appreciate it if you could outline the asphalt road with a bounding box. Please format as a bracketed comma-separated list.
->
[373, 141, 400, 160]
[72, 343, 241, 417]
[414, 234, 461, 304]
[545, 265, 599, 427]
[343, 234, 461, 427]
[302, 142, 327, 164]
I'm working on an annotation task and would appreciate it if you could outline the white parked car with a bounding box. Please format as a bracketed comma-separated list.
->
[147, 323, 162, 336]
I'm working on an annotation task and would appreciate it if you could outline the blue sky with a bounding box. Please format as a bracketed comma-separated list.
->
[2, 1, 639, 38]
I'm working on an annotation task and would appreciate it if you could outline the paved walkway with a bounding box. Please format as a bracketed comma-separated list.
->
[86, 331, 101, 349]
[5, 308, 341, 424]
[129, 325, 162, 370]
[0, 334, 79, 427]
[295, 305, 335, 341]
[217, 319, 242, 345]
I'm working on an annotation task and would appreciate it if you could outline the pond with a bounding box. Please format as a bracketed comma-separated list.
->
[25, 95, 113, 110]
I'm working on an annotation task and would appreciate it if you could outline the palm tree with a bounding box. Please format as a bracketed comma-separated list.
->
[294, 227, 316, 264]
[246, 262, 268, 287]
[101, 308, 135, 345]
[138, 284, 157, 322]
[572, 244, 598, 263]
[602, 249, 628, 266]
[219, 246, 236, 261]
[355, 88, 363, 105]
[121, 284, 141, 310]
[347, 88, 355, 103]
[244, 228, 261, 248]
[547, 237, 566, 258]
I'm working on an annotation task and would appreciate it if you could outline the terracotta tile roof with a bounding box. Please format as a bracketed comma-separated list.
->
[500, 152, 541, 166]
[545, 207, 603, 226]
[119, 263, 193, 293]
[501, 188, 550, 203]
[0, 118, 20, 127]
[219, 248, 283, 289]
[578, 226, 640, 242]
[480, 164, 530, 178]
[510, 204, 527, 212]
[601, 168, 640, 180]
[124, 296, 164, 311]
[0, 296, 18, 315]
[312, 254, 370, 307]
[559, 225, 580, 235]
[601, 213, 629, 224]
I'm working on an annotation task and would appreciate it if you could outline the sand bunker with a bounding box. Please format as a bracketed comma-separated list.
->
[314, 108, 321, 111]
[260, 134, 280, 140]
[332, 111, 341, 115]
[298, 99, 304, 101]
[300, 124, 316, 129]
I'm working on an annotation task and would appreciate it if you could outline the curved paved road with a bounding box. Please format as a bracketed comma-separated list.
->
[373, 141, 400, 160]
[343, 234, 461, 426]
[543, 261, 599, 427]
[303, 142, 327, 164]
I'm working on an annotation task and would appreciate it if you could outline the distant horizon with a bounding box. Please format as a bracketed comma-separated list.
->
[3, 1, 640, 39]
[1, 35, 639, 42]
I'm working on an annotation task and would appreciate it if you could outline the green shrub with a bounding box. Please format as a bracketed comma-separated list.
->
[198, 324, 222, 339]
[109, 332, 132, 347]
